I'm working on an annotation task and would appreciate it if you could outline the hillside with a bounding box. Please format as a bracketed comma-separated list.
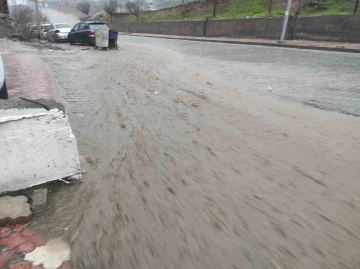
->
[117, 0, 356, 23]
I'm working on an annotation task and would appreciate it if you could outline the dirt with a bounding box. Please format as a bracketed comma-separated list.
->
[2, 39, 360, 269]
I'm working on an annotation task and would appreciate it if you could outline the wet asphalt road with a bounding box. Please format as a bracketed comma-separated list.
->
[41, 8, 79, 27]
[27, 39, 358, 269]
[19, 10, 360, 269]
[119, 35, 360, 116]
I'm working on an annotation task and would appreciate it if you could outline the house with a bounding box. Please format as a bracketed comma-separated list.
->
[7, 0, 27, 6]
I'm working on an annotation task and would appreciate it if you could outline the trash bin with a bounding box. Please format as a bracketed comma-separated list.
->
[108, 30, 118, 49]
[95, 28, 109, 48]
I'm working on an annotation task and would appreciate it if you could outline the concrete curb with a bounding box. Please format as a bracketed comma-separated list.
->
[0, 99, 81, 193]
[129, 34, 360, 54]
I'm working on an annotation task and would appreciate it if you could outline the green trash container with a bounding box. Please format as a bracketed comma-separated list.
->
[108, 30, 118, 48]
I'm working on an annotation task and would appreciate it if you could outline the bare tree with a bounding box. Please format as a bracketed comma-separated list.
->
[125, 1, 143, 22]
[212, 0, 217, 17]
[268, 0, 278, 17]
[290, 0, 309, 39]
[102, 0, 118, 22]
[77, 1, 91, 18]
[35, 13, 49, 24]
[10, 5, 34, 40]
[354, 0, 359, 14]
[11, 5, 33, 25]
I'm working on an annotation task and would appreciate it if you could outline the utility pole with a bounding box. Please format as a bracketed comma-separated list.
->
[35, 0, 40, 42]
[279, 0, 292, 43]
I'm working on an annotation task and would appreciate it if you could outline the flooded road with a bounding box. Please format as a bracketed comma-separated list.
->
[10, 37, 360, 269]
[120, 36, 360, 116]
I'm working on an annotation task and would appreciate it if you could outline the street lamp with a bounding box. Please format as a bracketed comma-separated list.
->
[279, 0, 292, 43]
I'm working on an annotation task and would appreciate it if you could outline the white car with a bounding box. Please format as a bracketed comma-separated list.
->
[40, 23, 52, 39]
[46, 23, 72, 42]
[0, 55, 8, 99]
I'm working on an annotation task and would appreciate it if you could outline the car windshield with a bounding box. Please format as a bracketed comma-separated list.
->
[43, 25, 52, 30]
[55, 24, 71, 28]
[89, 24, 108, 30]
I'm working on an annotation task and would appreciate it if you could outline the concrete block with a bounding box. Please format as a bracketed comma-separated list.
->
[0, 99, 81, 193]
[32, 189, 48, 214]
[25, 238, 71, 269]
[0, 196, 32, 225]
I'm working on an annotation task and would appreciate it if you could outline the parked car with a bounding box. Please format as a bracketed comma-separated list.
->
[46, 23, 72, 42]
[39, 24, 53, 39]
[68, 22, 108, 45]
[0, 55, 8, 100]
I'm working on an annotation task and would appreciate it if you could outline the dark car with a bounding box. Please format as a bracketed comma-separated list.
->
[68, 22, 109, 45]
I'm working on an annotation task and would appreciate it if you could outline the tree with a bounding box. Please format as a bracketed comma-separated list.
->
[212, 0, 217, 17]
[125, 1, 143, 22]
[11, 5, 33, 26]
[102, 0, 118, 22]
[354, 0, 359, 14]
[77, 1, 91, 18]
[10, 5, 34, 40]
[268, 0, 278, 17]
[290, 0, 308, 39]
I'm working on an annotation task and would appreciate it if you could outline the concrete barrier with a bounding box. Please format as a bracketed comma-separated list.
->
[109, 20, 205, 36]
[205, 17, 288, 39]
[293, 15, 360, 42]
[0, 99, 81, 193]
[111, 14, 360, 42]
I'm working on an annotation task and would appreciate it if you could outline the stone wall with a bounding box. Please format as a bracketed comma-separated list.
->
[110, 14, 360, 42]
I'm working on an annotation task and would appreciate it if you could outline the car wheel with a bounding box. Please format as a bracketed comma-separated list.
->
[0, 81, 8, 100]
[69, 36, 74, 45]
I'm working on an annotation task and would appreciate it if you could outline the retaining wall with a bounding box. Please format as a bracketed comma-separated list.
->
[110, 14, 360, 42]
[109, 20, 205, 36]
[293, 15, 360, 42]
[205, 17, 286, 39]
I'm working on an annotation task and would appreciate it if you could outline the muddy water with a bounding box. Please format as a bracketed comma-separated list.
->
[25, 42, 360, 269]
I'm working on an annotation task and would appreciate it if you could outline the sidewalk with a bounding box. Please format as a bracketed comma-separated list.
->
[2, 54, 59, 101]
[129, 33, 360, 53]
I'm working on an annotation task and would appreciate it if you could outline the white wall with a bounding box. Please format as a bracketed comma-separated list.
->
[7, 0, 27, 6]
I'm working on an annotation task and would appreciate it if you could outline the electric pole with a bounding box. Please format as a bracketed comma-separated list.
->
[279, 0, 292, 43]
[35, 0, 40, 42]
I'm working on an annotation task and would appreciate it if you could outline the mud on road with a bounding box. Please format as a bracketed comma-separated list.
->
[4, 39, 360, 269]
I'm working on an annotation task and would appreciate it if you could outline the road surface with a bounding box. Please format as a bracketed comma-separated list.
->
[41, 8, 79, 27]
[7, 10, 360, 269]
[118, 35, 360, 116]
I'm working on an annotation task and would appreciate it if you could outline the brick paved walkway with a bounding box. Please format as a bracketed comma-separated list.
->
[130, 33, 360, 53]
[2, 54, 59, 100]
